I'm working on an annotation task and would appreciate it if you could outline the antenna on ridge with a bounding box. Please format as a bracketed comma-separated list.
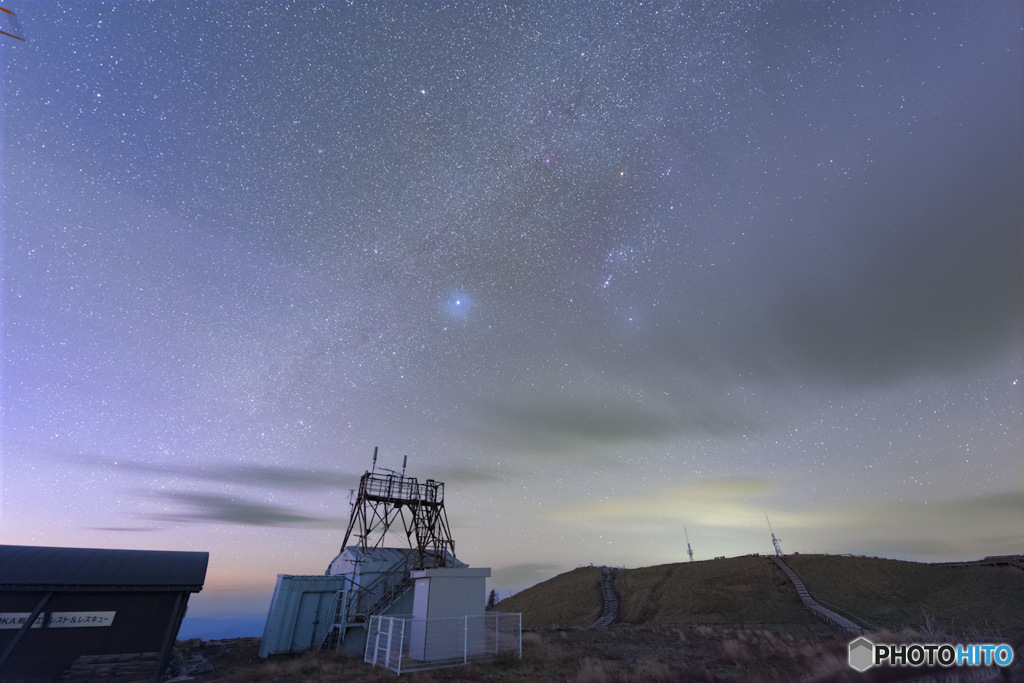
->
[766, 514, 783, 557]
[0, 7, 26, 42]
[684, 525, 694, 562]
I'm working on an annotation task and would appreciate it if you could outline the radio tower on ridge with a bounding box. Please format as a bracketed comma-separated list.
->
[766, 514, 783, 557]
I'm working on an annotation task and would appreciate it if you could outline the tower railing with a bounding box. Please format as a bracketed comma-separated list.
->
[340, 467, 455, 572]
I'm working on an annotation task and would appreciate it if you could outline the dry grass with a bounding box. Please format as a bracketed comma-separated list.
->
[614, 556, 816, 625]
[182, 625, 1024, 682]
[496, 555, 1024, 638]
[176, 625, 861, 682]
[786, 554, 1024, 635]
[495, 565, 603, 629]
[177, 641, 396, 683]
[573, 657, 609, 683]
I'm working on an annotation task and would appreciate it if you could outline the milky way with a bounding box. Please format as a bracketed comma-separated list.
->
[1, 2, 1020, 615]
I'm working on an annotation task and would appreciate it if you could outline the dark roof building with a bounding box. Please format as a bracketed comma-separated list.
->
[0, 545, 209, 682]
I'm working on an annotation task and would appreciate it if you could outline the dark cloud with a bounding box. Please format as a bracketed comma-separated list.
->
[466, 396, 756, 454]
[69, 455, 357, 492]
[861, 491, 1023, 524]
[763, 136, 1021, 385]
[646, 130, 1022, 391]
[208, 464, 357, 491]
[433, 465, 501, 485]
[640, 6, 1022, 391]
[148, 491, 341, 528]
[498, 401, 678, 445]
[808, 490, 1024, 560]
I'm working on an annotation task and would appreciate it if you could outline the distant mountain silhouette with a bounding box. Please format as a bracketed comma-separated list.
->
[179, 615, 267, 641]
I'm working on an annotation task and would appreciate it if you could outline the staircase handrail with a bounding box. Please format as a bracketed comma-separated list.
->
[345, 550, 419, 624]
[320, 550, 420, 651]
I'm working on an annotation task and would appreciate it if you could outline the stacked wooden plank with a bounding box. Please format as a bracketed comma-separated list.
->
[61, 652, 160, 682]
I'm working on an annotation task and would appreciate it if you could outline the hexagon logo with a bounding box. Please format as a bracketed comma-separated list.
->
[848, 636, 874, 672]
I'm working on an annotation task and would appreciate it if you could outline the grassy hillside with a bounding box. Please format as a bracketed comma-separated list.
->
[615, 556, 815, 625]
[498, 555, 1024, 636]
[785, 554, 1024, 635]
[496, 566, 603, 629]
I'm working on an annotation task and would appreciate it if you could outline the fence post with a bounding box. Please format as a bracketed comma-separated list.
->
[384, 617, 393, 670]
[365, 616, 373, 665]
[494, 612, 499, 654]
[372, 618, 381, 666]
[518, 613, 522, 659]
[396, 618, 403, 675]
[464, 615, 469, 664]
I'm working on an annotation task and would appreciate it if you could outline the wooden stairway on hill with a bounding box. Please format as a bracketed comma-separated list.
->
[591, 567, 619, 628]
[771, 555, 865, 634]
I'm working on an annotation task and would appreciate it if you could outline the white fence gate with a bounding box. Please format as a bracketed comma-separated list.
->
[364, 613, 521, 675]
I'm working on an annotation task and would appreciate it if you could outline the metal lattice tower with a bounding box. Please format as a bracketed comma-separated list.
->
[684, 525, 694, 562]
[338, 448, 456, 570]
[766, 514, 783, 557]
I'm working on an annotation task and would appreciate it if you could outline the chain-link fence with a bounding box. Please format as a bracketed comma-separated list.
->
[364, 613, 521, 674]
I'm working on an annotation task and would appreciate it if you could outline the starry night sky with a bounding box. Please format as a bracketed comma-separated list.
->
[1, 1, 1021, 618]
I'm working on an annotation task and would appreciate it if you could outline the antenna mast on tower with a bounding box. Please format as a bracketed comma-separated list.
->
[338, 448, 456, 570]
[766, 514, 783, 557]
[1, 7, 25, 41]
[684, 525, 694, 562]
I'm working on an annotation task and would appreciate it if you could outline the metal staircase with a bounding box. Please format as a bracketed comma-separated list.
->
[320, 552, 418, 651]
[591, 566, 619, 628]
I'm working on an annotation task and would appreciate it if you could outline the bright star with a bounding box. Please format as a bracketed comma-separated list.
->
[443, 291, 473, 320]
